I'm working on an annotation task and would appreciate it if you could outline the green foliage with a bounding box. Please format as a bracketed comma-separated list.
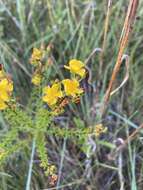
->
[34, 108, 52, 132]
[36, 132, 56, 176]
[0, 95, 99, 177]
[0, 96, 53, 172]
[0, 88, 95, 177]
[4, 107, 33, 132]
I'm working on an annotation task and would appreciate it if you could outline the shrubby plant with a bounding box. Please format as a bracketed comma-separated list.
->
[0, 45, 106, 185]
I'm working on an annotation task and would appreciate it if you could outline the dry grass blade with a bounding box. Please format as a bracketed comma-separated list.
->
[100, 0, 139, 117]
[99, 0, 112, 76]
[110, 54, 129, 96]
[85, 48, 102, 64]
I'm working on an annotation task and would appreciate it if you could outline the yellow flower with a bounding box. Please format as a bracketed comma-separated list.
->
[0, 100, 7, 110]
[62, 79, 83, 97]
[0, 78, 13, 96]
[94, 124, 107, 137]
[31, 73, 42, 86]
[0, 78, 13, 110]
[42, 82, 63, 107]
[64, 59, 86, 77]
[30, 48, 43, 65]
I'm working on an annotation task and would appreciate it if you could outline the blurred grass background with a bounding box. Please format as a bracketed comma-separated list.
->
[0, 0, 143, 189]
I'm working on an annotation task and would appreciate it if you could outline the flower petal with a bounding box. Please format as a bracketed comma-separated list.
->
[78, 68, 86, 77]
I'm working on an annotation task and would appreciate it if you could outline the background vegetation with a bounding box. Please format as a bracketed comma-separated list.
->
[0, 0, 143, 189]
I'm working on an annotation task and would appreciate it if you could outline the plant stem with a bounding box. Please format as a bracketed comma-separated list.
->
[25, 139, 36, 190]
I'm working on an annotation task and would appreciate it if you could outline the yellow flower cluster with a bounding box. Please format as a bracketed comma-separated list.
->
[30, 47, 43, 86]
[93, 124, 107, 137]
[30, 48, 43, 65]
[42, 59, 85, 110]
[0, 70, 13, 110]
[31, 73, 42, 86]
[29, 47, 86, 111]
[45, 164, 56, 176]
[30, 46, 54, 86]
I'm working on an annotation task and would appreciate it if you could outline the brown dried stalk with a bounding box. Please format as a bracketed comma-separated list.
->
[100, 0, 139, 117]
